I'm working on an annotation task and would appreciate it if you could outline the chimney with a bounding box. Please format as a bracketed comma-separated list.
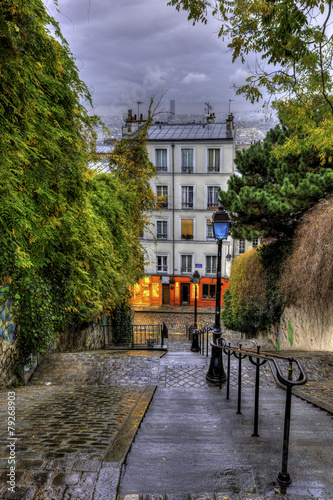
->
[226, 113, 234, 136]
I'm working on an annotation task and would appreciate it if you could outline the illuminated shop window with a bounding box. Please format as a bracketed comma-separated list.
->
[202, 283, 216, 299]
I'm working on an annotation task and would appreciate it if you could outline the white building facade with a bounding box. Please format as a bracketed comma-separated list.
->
[126, 114, 242, 307]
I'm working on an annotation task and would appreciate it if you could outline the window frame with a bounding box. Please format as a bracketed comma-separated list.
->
[156, 184, 169, 208]
[239, 239, 246, 254]
[180, 218, 194, 240]
[156, 254, 168, 274]
[207, 185, 220, 209]
[205, 255, 217, 275]
[206, 147, 222, 173]
[156, 219, 168, 240]
[180, 185, 194, 209]
[180, 254, 193, 274]
[180, 147, 195, 173]
[205, 218, 215, 241]
[154, 147, 169, 172]
[202, 283, 216, 300]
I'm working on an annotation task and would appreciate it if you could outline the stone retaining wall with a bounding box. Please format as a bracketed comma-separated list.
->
[133, 306, 215, 332]
[0, 341, 20, 388]
[47, 323, 106, 353]
[271, 304, 333, 351]
[0, 323, 107, 388]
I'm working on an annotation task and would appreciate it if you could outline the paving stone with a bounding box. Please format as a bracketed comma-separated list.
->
[4, 485, 37, 499]
[0, 335, 332, 499]
[63, 485, 94, 499]
[35, 485, 67, 499]
[24, 471, 52, 485]
[52, 472, 81, 486]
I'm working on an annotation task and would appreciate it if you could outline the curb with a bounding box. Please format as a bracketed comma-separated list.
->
[93, 385, 157, 500]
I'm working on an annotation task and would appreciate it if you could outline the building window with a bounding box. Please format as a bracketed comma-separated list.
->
[181, 186, 193, 209]
[206, 219, 214, 240]
[207, 149, 220, 172]
[202, 283, 216, 299]
[155, 149, 168, 171]
[181, 148, 194, 173]
[207, 186, 219, 209]
[157, 185, 168, 208]
[239, 239, 246, 254]
[206, 255, 217, 274]
[252, 238, 259, 247]
[157, 220, 168, 239]
[181, 219, 193, 239]
[181, 255, 192, 274]
[156, 255, 168, 273]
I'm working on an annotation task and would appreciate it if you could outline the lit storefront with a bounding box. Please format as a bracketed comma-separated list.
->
[131, 276, 229, 308]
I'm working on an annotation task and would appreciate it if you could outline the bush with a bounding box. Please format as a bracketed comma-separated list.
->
[280, 196, 333, 311]
[222, 241, 291, 334]
[222, 248, 269, 333]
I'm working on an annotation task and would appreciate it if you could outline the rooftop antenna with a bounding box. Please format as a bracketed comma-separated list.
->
[229, 99, 235, 114]
[137, 101, 143, 118]
[205, 102, 213, 115]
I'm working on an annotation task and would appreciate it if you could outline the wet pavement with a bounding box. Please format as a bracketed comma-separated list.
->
[0, 334, 332, 499]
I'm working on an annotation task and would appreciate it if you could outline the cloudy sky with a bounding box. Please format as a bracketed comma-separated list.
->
[43, 0, 264, 119]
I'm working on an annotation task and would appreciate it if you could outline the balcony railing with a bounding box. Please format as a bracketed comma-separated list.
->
[181, 167, 193, 173]
[156, 266, 168, 273]
[157, 233, 168, 239]
[181, 267, 192, 274]
[206, 267, 217, 274]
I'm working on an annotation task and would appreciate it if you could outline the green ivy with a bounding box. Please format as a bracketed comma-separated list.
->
[111, 304, 133, 345]
[0, 1, 158, 361]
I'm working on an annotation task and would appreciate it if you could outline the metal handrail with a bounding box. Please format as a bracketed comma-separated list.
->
[212, 339, 307, 490]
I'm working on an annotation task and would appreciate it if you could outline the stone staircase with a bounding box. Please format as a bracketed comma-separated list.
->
[118, 354, 333, 499]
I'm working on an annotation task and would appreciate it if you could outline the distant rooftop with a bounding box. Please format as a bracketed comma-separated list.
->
[147, 122, 233, 141]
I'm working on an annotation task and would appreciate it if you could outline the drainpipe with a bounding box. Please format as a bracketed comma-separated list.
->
[171, 143, 175, 276]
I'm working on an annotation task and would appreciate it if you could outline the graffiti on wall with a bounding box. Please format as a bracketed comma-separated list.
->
[0, 284, 17, 344]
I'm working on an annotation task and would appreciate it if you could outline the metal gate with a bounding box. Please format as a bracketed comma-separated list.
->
[103, 323, 167, 349]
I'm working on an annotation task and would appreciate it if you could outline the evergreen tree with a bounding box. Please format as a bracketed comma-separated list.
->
[220, 125, 333, 240]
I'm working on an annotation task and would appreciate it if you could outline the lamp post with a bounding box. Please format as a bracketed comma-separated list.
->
[192, 270, 200, 328]
[206, 205, 232, 384]
[190, 270, 201, 352]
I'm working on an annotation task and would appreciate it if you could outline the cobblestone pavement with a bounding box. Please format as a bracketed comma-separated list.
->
[165, 333, 333, 412]
[0, 350, 164, 500]
[0, 337, 332, 499]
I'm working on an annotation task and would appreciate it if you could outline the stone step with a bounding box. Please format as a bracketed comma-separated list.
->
[118, 386, 333, 498]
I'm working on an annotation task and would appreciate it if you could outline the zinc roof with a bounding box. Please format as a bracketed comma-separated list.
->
[147, 122, 231, 141]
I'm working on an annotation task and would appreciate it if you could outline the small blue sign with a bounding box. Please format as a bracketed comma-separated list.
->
[195, 264, 202, 268]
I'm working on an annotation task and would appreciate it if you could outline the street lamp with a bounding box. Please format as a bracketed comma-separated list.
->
[192, 270, 200, 329]
[206, 205, 232, 384]
[190, 270, 201, 352]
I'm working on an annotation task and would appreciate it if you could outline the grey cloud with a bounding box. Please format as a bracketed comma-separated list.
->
[44, 0, 257, 116]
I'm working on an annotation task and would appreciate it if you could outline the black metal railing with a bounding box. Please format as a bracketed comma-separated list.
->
[187, 323, 308, 490]
[187, 324, 214, 355]
[103, 323, 168, 349]
[214, 338, 307, 491]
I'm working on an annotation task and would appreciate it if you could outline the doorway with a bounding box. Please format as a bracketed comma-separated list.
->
[162, 284, 170, 305]
[181, 284, 190, 305]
